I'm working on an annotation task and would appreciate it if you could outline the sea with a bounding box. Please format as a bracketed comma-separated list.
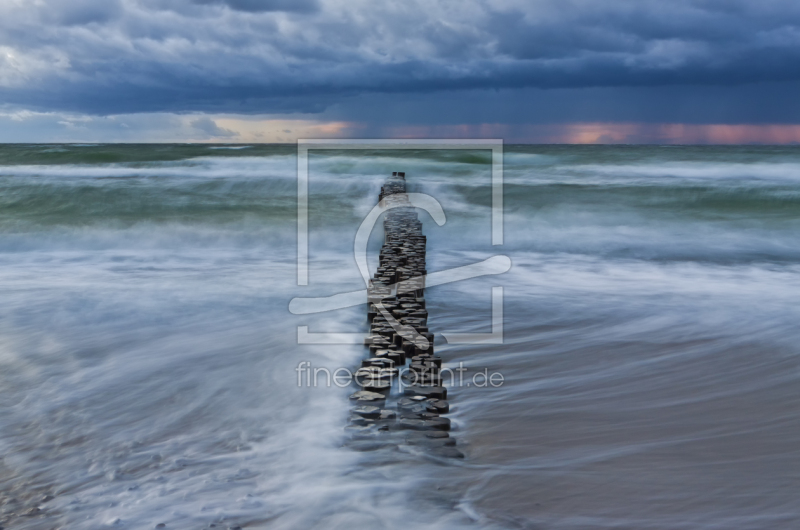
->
[1, 144, 799, 529]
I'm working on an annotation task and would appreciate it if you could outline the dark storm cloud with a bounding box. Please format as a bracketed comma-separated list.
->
[321, 82, 800, 127]
[1, 0, 800, 120]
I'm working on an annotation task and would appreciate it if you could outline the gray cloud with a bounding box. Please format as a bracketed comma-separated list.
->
[1, 0, 800, 124]
[190, 0, 319, 13]
[44, 0, 123, 26]
[190, 116, 237, 137]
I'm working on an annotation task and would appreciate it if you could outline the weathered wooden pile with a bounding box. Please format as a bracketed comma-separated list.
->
[346, 172, 463, 459]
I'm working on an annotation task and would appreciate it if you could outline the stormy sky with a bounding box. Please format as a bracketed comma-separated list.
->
[2, 0, 800, 142]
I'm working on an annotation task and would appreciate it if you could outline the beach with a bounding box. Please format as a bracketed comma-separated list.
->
[1, 144, 800, 529]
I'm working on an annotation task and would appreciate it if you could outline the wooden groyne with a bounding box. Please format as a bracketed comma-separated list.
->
[347, 172, 463, 459]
